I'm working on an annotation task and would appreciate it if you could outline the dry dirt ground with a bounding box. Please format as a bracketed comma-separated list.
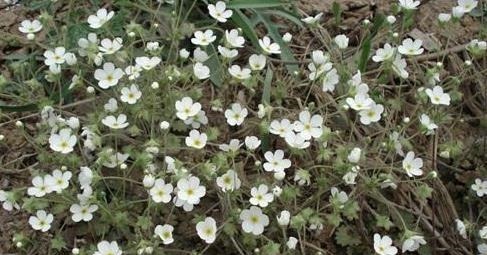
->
[1, 0, 486, 254]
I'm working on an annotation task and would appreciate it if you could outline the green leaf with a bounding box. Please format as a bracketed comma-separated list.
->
[51, 235, 66, 251]
[0, 103, 37, 112]
[326, 212, 342, 227]
[204, 45, 224, 87]
[336, 226, 362, 247]
[231, 10, 259, 47]
[332, 1, 342, 26]
[376, 215, 394, 231]
[227, 0, 287, 9]
[255, 12, 299, 74]
[357, 14, 386, 72]
[416, 184, 433, 200]
[262, 67, 273, 104]
[263, 9, 304, 28]
[342, 201, 360, 220]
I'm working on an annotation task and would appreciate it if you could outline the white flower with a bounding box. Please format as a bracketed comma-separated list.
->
[322, 68, 339, 92]
[455, 219, 467, 239]
[224, 103, 248, 126]
[420, 114, 438, 133]
[49, 128, 77, 154]
[135, 56, 161, 70]
[94, 62, 124, 89]
[183, 110, 208, 128]
[398, 38, 424, 56]
[472, 178, 487, 197]
[244, 136, 261, 150]
[272, 186, 282, 196]
[193, 47, 209, 62]
[392, 55, 409, 78]
[438, 13, 452, 22]
[99, 37, 123, 55]
[386, 15, 397, 24]
[196, 217, 217, 244]
[219, 139, 242, 152]
[402, 235, 426, 253]
[103, 152, 129, 168]
[228, 65, 251, 80]
[150, 179, 173, 203]
[259, 36, 281, 55]
[330, 187, 348, 205]
[457, 0, 478, 13]
[225, 29, 245, 48]
[374, 233, 398, 255]
[18, 19, 42, 34]
[104, 98, 118, 112]
[479, 244, 487, 255]
[120, 84, 142, 104]
[372, 43, 395, 62]
[180, 48, 190, 59]
[87, 8, 115, 29]
[343, 170, 358, 185]
[185, 130, 207, 149]
[216, 169, 241, 192]
[402, 151, 423, 177]
[70, 203, 98, 222]
[249, 184, 274, 208]
[177, 176, 206, 205]
[0, 190, 18, 211]
[93, 241, 122, 255]
[282, 32, 293, 42]
[143, 174, 156, 188]
[27, 176, 52, 197]
[125, 65, 141, 80]
[425, 86, 451, 105]
[79, 166, 93, 189]
[208, 1, 232, 22]
[44, 47, 66, 66]
[293, 110, 323, 139]
[301, 12, 323, 24]
[359, 102, 384, 125]
[146, 41, 160, 51]
[192, 62, 210, 80]
[390, 132, 405, 156]
[346, 94, 373, 111]
[45, 169, 72, 193]
[284, 132, 310, 149]
[78, 33, 98, 56]
[102, 114, 129, 129]
[175, 97, 201, 120]
[399, 0, 420, 10]
[334, 34, 349, 49]
[348, 147, 361, 163]
[452, 6, 466, 18]
[277, 210, 291, 226]
[287, 237, 298, 250]
[249, 54, 266, 71]
[269, 119, 293, 137]
[479, 226, 487, 239]
[154, 224, 174, 245]
[29, 210, 53, 232]
[191, 30, 216, 46]
[263, 150, 291, 172]
[218, 45, 238, 58]
[240, 206, 269, 235]
[64, 53, 77, 65]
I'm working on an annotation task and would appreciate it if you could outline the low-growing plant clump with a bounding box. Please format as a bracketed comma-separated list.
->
[0, 0, 486, 254]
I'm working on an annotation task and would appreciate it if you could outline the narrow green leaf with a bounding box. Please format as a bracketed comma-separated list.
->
[0, 103, 37, 112]
[357, 14, 386, 72]
[262, 67, 273, 104]
[204, 45, 224, 87]
[230, 10, 259, 47]
[256, 12, 299, 74]
[227, 0, 286, 9]
[263, 9, 304, 28]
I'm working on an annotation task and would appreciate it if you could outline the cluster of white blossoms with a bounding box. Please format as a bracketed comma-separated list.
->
[2, 0, 485, 254]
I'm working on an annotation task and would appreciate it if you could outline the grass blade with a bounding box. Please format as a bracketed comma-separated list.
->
[227, 0, 287, 9]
